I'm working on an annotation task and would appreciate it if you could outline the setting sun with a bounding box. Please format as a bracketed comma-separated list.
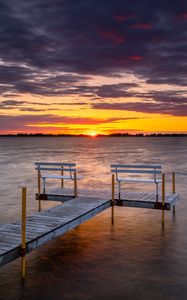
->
[88, 131, 98, 137]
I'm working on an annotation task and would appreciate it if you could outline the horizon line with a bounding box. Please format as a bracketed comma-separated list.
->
[1, 133, 187, 137]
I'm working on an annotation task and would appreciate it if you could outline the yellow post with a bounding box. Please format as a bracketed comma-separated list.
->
[74, 172, 77, 198]
[21, 187, 26, 280]
[38, 169, 41, 212]
[162, 174, 165, 227]
[111, 174, 115, 225]
[172, 172, 176, 215]
[61, 168, 64, 188]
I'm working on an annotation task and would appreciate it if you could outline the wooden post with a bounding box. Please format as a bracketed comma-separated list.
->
[111, 174, 115, 225]
[162, 174, 165, 227]
[21, 187, 26, 280]
[74, 172, 77, 198]
[172, 172, 176, 215]
[38, 169, 41, 212]
[61, 168, 64, 188]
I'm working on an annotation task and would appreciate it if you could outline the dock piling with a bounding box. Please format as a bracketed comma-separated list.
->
[74, 172, 77, 197]
[111, 174, 115, 224]
[172, 172, 176, 215]
[37, 168, 41, 212]
[162, 174, 165, 227]
[21, 187, 27, 280]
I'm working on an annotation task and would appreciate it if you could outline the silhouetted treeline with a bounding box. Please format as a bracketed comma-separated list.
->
[0, 133, 187, 137]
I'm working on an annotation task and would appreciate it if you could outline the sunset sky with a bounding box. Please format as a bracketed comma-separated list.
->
[0, 0, 187, 135]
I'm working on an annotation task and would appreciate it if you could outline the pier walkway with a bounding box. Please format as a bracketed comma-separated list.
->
[0, 188, 179, 268]
[0, 195, 110, 267]
[37, 187, 179, 210]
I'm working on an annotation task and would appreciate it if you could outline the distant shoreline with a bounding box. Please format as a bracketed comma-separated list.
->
[0, 133, 187, 137]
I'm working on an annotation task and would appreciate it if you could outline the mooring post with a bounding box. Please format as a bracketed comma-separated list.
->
[172, 172, 176, 215]
[61, 167, 64, 188]
[37, 168, 41, 212]
[162, 174, 165, 227]
[74, 172, 77, 198]
[21, 187, 27, 280]
[111, 174, 115, 224]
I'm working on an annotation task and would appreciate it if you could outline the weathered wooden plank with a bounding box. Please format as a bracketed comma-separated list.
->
[36, 187, 112, 201]
[0, 197, 110, 267]
[36, 194, 74, 201]
[0, 246, 11, 252]
[0, 224, 49, 234]
[0, 242, 18, 249]
[0, 230, 37, 241]
[167, 193, 179, 205]
[114, 199, 170, 209]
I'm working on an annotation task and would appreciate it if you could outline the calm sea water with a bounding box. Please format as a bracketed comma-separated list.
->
[0, 136, 187, 300]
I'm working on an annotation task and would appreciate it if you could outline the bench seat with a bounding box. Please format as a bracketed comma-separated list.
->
[35, 162, 82, 195]
[41, 174, 83, 180]
[42, 174, 72, 180]
[118, 177, 162, 184]
[111, 164, 162, 201]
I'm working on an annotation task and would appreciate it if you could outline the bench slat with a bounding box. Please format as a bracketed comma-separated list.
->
[117, 177, 162, 183]
[36, 167, 76, 172]
[111, 164, 161, 169]
[41, 175, 72, 179]
[111, 169, 161, 174]
[41, 175, 83, 180]
[35, 162, 76, 167]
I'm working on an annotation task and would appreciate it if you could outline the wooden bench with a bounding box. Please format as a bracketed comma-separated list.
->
[111, 164, 162, 201]
[35, 162, 82, 196]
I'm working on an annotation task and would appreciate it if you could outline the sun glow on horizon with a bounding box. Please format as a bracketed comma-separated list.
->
[87, 131, 98, 137]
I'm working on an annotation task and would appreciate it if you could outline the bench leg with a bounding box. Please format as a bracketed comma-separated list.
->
[162, 174, 165, 227]
[118, 181, 121, 200]
[43, 178, 46, 194]
[156, 183, 158, 202]
[74, 172, 78, 197]
[111, 174, 115, 225]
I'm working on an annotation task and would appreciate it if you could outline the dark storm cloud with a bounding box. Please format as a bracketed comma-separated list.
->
[0, 0, 187, 113]
[0, 99, 51, 109]
[0, 114, 140, 131]
[1, 88, 186, 117]
[1, 78, 138, 98]
[0, 98, 88, 111]
[19, 107, 49, 112]
[0, 100, 25, 109]
[51, 82, 138, 98]
[0, 64, 92, 96]
[93, 100, 187, 116]
[94, 83, 138, 98]
[92, 89, 187, 116]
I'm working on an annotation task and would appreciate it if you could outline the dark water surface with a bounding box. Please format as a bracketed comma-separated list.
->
[0, 137, 187, 300]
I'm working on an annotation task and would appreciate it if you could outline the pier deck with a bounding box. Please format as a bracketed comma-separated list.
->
[36, 187, 179, 210]
[0, 196, 110, 267]
[0, 188, 179, 268]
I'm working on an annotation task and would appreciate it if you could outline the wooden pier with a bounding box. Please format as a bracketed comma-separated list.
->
[0, 187, 179, 270]
[36, 187, 179, 210]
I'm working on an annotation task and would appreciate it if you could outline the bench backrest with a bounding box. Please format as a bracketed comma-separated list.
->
[111, 164, 162, 181]
[35, 162, 76, 175]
